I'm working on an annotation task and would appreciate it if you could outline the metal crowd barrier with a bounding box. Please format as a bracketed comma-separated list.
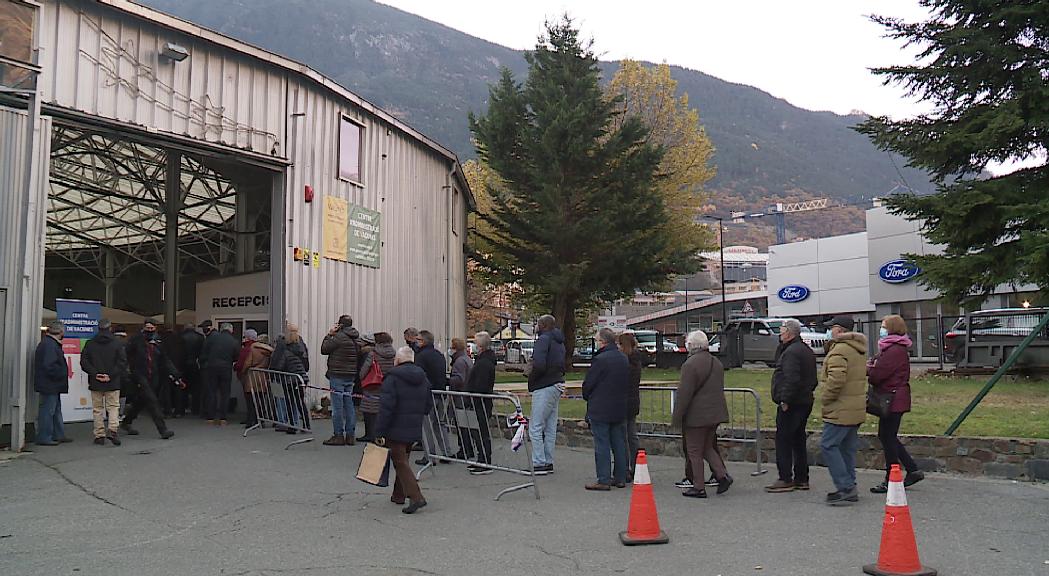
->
[636, 385, 766, 476]
[417, 389, 540, 501]
[243, 368, 314, 449]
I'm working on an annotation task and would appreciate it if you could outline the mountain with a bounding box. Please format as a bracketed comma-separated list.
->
[137, 0, 936, 242]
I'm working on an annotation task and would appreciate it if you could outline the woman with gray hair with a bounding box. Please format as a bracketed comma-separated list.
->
[671, 330, 732, 498]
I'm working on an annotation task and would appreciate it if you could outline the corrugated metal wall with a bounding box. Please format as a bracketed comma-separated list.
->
[283, 79, 467, 388]
[1, 106, 51, 428]
[37, 0, 286, 156]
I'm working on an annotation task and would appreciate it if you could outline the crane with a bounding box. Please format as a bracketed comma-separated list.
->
[731, 197, 883, 244]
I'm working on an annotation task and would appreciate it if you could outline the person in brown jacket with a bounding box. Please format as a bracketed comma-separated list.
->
[239, 333, 274, 428]
[819, 315, 868, 506]
[671, 330, 732, 498]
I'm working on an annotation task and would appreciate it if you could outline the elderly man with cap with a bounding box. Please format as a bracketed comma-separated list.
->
[123, 320, 178, 439]
[820, 315, 868, 506]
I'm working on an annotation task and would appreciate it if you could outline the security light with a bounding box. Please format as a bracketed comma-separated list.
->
[160, 42, 189, 62]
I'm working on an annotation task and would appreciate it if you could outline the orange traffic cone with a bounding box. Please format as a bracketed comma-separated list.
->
[863, 464, 937, 576]
[619, 450, 669, 546]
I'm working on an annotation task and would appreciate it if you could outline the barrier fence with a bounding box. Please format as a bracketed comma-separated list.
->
[417, 389, 539, 501]
[636, 386, 767, 477]
[243, 368, 315, 449]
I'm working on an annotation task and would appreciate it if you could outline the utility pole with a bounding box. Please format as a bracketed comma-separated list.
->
[702, 215, 728, 330]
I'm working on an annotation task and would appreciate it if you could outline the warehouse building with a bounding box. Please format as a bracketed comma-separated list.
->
[1, 0, 471, 448]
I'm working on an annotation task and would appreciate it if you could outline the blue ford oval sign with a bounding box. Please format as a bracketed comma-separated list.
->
[879, 259, 921, 283]
[777, 285, 810, 303]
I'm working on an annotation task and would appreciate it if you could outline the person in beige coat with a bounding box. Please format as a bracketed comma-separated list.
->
[671, 330, 732, 498]
[819, 315, 868, 506]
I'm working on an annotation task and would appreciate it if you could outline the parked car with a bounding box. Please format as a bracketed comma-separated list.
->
[573, 338, 596, 364]
[713, 317, 826, 366]
[505, 339, 535, 364]
[944, 308, 1046, 363]
[631, 330, 662, 365]
[491, 339, 507, 362]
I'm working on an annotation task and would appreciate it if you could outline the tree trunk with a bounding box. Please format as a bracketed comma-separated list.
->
[553, 294, 577, 372]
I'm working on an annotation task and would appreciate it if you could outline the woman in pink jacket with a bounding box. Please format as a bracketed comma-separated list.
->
[867, 314, 925, 493]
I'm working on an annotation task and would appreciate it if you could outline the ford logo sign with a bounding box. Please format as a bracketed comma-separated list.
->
[777, 285, 810, 303]
[879, 259, 921, 283]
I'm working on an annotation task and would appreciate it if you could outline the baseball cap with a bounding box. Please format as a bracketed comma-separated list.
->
[829, 315, 855, 332]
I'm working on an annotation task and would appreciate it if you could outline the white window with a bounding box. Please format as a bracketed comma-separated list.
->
[452, 189, 460, 236]
[338, 115, 363, 183]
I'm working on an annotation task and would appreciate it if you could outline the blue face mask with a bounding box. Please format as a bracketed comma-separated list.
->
[825, 330, 834, 339]
[879, 327, 889, 339]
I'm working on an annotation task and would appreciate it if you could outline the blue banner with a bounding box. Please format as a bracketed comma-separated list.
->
[55, 299, 101, 339]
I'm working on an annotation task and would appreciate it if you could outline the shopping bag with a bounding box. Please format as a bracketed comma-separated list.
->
[356, 442, 391, 487]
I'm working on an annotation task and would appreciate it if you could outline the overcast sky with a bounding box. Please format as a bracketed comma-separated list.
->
[380, 0, 934, 120]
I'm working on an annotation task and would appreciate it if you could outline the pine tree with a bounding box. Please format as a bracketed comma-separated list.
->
[856, 0, 1049, 305]
[469, 18, 701, 355]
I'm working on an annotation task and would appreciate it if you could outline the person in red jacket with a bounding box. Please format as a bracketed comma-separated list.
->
[867, 314, 925, 493]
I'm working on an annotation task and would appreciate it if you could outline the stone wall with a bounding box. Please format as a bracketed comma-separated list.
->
[552, 419, 1049, 482]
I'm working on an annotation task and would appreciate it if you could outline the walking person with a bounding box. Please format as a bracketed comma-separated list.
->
[357, 332, 396, 443]
[82, 319, 128, 446]
[200, 322, 239, 426]
[528, 315, 566, 475]
[672, 331, 732, 498]
[868, 315, 924, 493]
[177, 323, 205, 417]
[270, 323, 311, 433]
[617, 332, 644, 481]
[123, 320, 178, 439]
[321, 315, 362, 446]
[449, 337, 473, 458]
[375, 346, 433, 514]
[414, 330, 450, 462]
[465, 332, 497, 475]
[34, 321, 72, 446]
[582, 328, 630, 491]
[766, 319, 819, 493]
[820, 315, 868, 506]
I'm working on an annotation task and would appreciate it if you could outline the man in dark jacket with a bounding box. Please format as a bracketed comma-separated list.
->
[34, 321, 71, 446]
[199, 321, 239, 426]
[123, 320, 178, 439]
[527, 315, 566, 475]
[178, 323, 205, 417]
[413, 330, 450, 461]
[582, 328, 631, 490]
[82, 319, 128, 446]
[464, 331, 497, 474]
[766, 319, 819, 493]
[320, 315, 361, 446]
[375, 346, 434, 514]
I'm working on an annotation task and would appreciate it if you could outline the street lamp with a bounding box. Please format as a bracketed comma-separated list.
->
[702, 215, 728, 330]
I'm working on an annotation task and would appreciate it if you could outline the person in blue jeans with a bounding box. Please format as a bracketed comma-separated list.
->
[581, 328, 630, 490]
[527, 315, 566, 475]
[35, 321, 72, 446]
[321, 315, 362, 446]
[819, 315, 868, 506]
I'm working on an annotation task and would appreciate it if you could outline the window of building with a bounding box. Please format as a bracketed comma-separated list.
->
[338, 115, 363, 183]
[452, 189, 460, 236]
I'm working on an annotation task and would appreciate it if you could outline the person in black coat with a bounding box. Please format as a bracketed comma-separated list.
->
[766, 319, 818, 493]
[581, 328, 631, 491]
[123, 320, 178, 439]
[81, 319, 128, 445]
[463, 332, 497, 474]
[527, 315, 567, 475]
[34, 321, 71, 446]
[617, 332, 644, 480]
[413, 330, 450, 461]
[199, 322, 239, 425]
[178, 324, 205, 416]
[269, 323, 311, 433]
[375, 346, 434, 514]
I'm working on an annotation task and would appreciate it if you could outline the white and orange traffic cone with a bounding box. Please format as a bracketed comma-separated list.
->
[619, 450, 669, 546]
[863, 464, 937, 576]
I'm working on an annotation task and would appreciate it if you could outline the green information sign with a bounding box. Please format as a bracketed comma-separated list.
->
[347, 203, 381, 268]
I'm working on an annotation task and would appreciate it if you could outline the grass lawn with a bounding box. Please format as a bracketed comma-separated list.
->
[496, 367, 1049, 439]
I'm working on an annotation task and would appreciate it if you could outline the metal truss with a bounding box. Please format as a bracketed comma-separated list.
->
[46, 124, 268, 279]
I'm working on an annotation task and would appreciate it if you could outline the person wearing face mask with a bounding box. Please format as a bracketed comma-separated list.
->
[122, 320, 177, 439]
[867, 315, 924, 493]
[766, 319, 818, 493]
[819, 315, 868, 506]
[200, 322, 240, 426]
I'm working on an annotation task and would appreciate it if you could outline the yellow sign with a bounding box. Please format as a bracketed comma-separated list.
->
[323, 196, 349, 261]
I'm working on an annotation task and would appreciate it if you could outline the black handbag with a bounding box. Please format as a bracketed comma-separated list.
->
[866, 384, 894, 418]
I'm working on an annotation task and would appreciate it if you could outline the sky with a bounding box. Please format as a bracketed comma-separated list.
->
[379, 0, 935, 120]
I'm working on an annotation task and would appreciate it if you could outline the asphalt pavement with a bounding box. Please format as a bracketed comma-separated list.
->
[1, 418, 1047, 576]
